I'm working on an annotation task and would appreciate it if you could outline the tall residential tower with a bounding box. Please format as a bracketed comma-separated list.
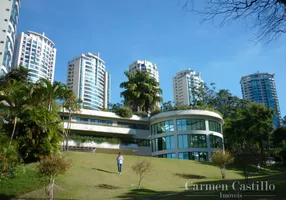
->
[13, 31, 56, 83]
[0, 0, 21, 76]
[67, 53, 110, 110]
[173, 69, 204, 106]
[240, 72, 282, 128]
[129, 60, 159, 82]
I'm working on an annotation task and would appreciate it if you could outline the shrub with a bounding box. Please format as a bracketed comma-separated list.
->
[211, 149, 234, 179]
[115, 106, 133, 118]
[37, 154, 72, 200]
[132, 158, 152, 188]
[0, 134, 19, 179]
[150, 109, 161, 116]
[70, 135, 120, 144]
[134, 111, 148, 117]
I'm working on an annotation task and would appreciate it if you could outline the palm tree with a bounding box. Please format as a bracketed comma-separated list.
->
[0, 79, 32, 147]
[120, 70, 163, 113]
[34, 79, 64, 111]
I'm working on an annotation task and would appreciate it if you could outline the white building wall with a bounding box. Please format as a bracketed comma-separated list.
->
[173, 69, 204, 106]
[12, 31, 56, 83]
[67, 53, 110, 110]
[129, 60, 159, 83]
[0, 0, 21, 76]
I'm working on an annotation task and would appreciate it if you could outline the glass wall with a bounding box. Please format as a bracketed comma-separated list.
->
[76, 117, 113, 126]
[73, 117, 149, 130]
[178, 152, 208, 161]
[176, 119, 206, 131]
[209, 135, 223, 149]
[209, 120, 221, 133]
[151, 136, 175, 152]
[178, 134, 207, 148]
[155, 153, 176, 159]
[151, 120, 174, 135]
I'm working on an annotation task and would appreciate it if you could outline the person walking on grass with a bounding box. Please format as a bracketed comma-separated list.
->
[117, 152, 124, 174]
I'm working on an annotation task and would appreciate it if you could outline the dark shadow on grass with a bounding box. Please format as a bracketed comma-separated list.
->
[197, 161, 280, 178]
[174, 173, 206, 179]
[0, 194, 14, 200]
[96, 184, 122, 189]
[116, 188, 175, 200]
[92, 168, 115, 174]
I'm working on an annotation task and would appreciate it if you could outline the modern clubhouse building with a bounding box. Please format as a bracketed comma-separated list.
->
[61, 108, 224, 161]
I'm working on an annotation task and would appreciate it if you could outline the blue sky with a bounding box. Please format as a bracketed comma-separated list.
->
[18, 0, 286, 117]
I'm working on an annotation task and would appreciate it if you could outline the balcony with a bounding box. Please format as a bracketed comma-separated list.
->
[63, 122, 136, 135]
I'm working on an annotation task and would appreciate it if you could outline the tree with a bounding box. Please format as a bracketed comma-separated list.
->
[34, 79, 65, 111]
[37, 154, 72, 200]
[63, 91, 81, 151]
[211, 149, 234, 179]
[224, 102, 274, 164]
[132, 158, 152, 188]
[120, 70, 163, 113]
[108, 103, 123, 112]
[0, 78, 32, 147]
[161, 101, 174, 112]
[181, 0, 286, 41]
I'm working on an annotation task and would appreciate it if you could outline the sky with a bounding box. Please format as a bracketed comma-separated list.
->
[17, 0, 286, 117]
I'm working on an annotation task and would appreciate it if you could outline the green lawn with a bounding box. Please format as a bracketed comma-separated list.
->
[0, 151, 285, 200]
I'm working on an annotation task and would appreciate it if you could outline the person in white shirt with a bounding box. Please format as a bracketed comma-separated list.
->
[116, 152, 124, 174]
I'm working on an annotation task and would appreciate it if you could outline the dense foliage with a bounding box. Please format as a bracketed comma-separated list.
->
[115, 106, 133, 118]
[70, 135, 120, 145]
[0, 66, 79, 164]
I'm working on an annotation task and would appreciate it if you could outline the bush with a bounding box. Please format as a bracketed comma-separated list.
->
[115, 106, 133, 118]
[134, 111, 148, 117]
[132, 158, 152, 188]
[70, 135, 120, 144]
[37, 154, 72, 200]
[150, 109, 161, 116]
[211, 149, 234, 179]
[0, 134, 19, 179]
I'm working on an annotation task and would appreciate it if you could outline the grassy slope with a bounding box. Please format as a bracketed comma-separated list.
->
[1, 151, 282, 200]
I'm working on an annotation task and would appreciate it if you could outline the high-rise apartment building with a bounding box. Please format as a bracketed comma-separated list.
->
[12, 31, 56, 83]
[0, 0, 21, 76]
[129, 60, 159, 82]
[173, 69, 204, 106]
[67, 53, 110, 110]
[240, 72, 282, 128]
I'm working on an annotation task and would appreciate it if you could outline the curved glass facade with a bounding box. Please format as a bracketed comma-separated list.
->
[150, 110, 224, 162]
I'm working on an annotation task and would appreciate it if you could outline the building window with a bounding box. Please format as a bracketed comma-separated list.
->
[209, 135, 223, 149]
[178, 134, 207, 148]
[176, 119, 206, 131]
[151, 135, 174, 152]
[209, 120, 221, 133]
[151, 120, 174, 135]
[155, 153, 176, 159]
[178, 152, 208, 161]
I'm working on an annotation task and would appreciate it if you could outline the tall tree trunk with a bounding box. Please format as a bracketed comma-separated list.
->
[138, 176, 143, 188]
[8, 116, 17, 147]
[220, 165, 226, 179]
[46, 177, 55, 200]
[65, 112, 72, 151]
